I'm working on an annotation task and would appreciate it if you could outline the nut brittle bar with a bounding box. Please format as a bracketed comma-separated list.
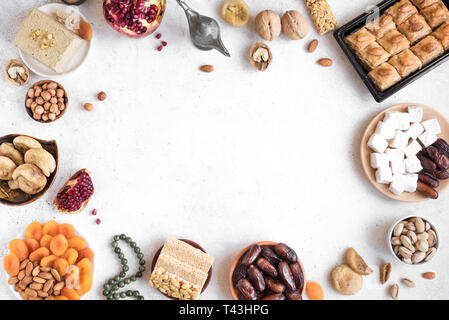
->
[304, 0, 338, 35]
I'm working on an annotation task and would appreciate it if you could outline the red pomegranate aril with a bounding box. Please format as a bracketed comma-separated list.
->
[162, 41, 167, 46]
[156, 33, 161, 39]
[157, 45, 163, 51]
[96, 219, 101, 225]
[91, 209, 98, 215]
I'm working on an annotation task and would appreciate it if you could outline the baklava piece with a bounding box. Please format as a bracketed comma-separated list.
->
[366, 14, 396, 39]
[378, 29, 411, 54]
[433, 21, 449, 49]
[389, 49, 423, 77]
[386, 0, 418, 24]
[411, 35, 444, 64]
[368, 63, 402, 91]
[411, 0, 439, 9]
[357, 42, 392, 69]
[421, 1, 449, 28]
[398, 13, 432, 43]
[345, 27, 376, 51]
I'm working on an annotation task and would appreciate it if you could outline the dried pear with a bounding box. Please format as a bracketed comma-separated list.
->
[346, 247, 373, 275]
[221, 0, 250, 27]
[331, 264, 363, 295]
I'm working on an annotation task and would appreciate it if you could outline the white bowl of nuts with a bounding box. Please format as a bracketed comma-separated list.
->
[388, 216, 439, 266]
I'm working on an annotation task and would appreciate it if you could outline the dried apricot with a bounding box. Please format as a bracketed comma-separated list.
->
[77, 247, 94, 262]
[8, 239, 29, 262]
[54, 295, 69, 300]
[25, 238, 40, 252]
[61, 287, 80, 300]
[68, 236, 86, 251]
[53, 258, 69, 276]
[3, 253, 20, 276]
[39, 234, 53, 249]
[29, 247, 50, 262]
[25, 222, 42, 241]
[58, 223, 75, 239]
[50, 234, 68, 256]
[40, 254, 58, 268]
[62, 248, 78, 265]
[76, 273, 93, 296]
[306, 281, 324, 300]
[76, 258, 92, 276]
[65, 265, 80, 290]
[42, 220, 59, 236]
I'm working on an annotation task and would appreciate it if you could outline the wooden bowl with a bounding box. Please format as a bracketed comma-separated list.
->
[228, 241, 307, 300]
[5, 59, 29, 86]
[361, 103, 449, 202]
[25, 80, 68, 123]
[0, 134, 58, 206]
[150, 239, 213, 300]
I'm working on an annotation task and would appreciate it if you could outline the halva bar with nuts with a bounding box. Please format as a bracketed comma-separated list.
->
[304, 0, 338, 35]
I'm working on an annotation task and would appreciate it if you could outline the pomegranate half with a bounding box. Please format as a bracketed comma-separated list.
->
[54, 169, 94, 214]
[103, 0, 166, 38]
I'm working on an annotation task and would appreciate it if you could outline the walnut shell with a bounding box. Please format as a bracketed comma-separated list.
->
[249, 42, 272, 71]
[281, 10, 309, 40]
[5, 59, 29, 86]
[13, 136, 42, 154]
[0, 156, 17, 180]
[24, 148, 56, 177]
[12, 164, 47, 195]
[255, 10, 281, 41]
[0, 142, 24, 166]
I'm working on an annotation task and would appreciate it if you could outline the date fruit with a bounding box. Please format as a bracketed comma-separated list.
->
[289, 262, 304, 292]
[274, 243, 297, 262]
[418, 172, 439, 188]
[426, 146, 449, 170]
[278, 261, 296, 292]
[241, 244, 261, 266]
[265, 277, 286, 293]
[236, 279, 257, 300]
[232, 263, 248, 284]
[417, 153, 437, 172]
[247, 265, 265, 292]
[417, 181, 439, 199]
[256, 257, 278, 278]
[262, 293, 285, 300]
[432, 139, 449, 158]
[261, 247, 281, 265]
[285, 290, 302, 300]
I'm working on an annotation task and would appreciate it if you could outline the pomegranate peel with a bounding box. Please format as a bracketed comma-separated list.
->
[54, 169, 94, 214]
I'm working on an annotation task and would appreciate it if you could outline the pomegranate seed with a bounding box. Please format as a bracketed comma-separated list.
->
[91, 209, 98, 215]
[156, 33, 162, 39]
[157, 45, 163, 51]
[162, 41, 167, 47]
[96, 219, 101, 225]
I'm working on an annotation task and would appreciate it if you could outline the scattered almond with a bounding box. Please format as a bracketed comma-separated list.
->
[200, 65, 214, 73]
[422, 272, 436, 280]
[307, 39, 318, 53]
[84, 103, 93, 111]
[317, 58, 332, 67]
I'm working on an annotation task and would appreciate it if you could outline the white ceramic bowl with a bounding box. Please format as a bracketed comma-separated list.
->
[19, 3, 92, 77]
[4, 226, 95, 300]
[387, 215, 439, 266]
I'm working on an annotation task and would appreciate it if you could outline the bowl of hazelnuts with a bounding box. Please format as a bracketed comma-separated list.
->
[24, 80, 68, 123]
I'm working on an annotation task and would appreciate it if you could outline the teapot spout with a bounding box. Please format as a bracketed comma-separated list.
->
[214, 38, 231, 57]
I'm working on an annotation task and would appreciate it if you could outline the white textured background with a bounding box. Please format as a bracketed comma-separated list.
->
[1, 0, 448, 300]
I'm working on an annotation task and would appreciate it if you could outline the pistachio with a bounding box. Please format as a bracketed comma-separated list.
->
[407, 231, 417, 244]
[416, 240, 429, 252]
[424, 247, 437, 262]
[390, 284, 399, 300]
[416, 232, 429, 241]
[398, 246, 413, 259]
[402, 278, 416, 288]
[393, 223, 404, 237]
[411, 251, 425, 264]
[414, 218, 425, 233]
[405, 222, 416, 231]
[400, 235, 414, 252]
[380, 263, 391, 284]
[391, 237, 401, 246]
[427, 230, 437, 247]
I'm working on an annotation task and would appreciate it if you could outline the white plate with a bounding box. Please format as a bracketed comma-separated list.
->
[5, 226, 95, 300]
[18, 3, 91, 77]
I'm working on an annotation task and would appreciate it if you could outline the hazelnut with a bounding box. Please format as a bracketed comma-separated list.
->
[281, 10, 309, 40]
[97, 91, 107, 101]
[249, 42, 272, 71]
[84, 103, 93, 111]
[255, 10, 281, 41]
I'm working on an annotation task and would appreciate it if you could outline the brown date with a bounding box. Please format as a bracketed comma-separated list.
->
[241, 244, 261, 266]
[236, 279, 257, 300]
[232, 263, 248, 284]
[262, 293, 285, 300]
[434, 170, 449, 180]
[278, 261, 296, 292]
[417, 153, 437, 172]
[264, 277, 286, 293]
[289, 262, 304, 292]
[274, 243, 297, 262]
[285, 290, 302, 300]
[417, 181, 439, 199]
[261, 247, 281, 265]
[426, 146, 449, 170]
[418, 172, 439, 188]
[432, 139, 449, 158]
[247, 265, 265, 292]
[256, 257, 278, 278]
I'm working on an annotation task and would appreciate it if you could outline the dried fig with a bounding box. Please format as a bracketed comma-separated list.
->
[255, 10, 281, 41]
[221, 0, 250, 27]
[0, 156, 17, 180]
[0, 143, 24, 166]
[346, 247, 373, 275]
[24, 148, 56, 177]
[54, 169, 94, 214]
[249, 42, 272, 72]
[13, 136, 42, 154]
[12, 164, 47, 195]
[331, 264, 363, 295]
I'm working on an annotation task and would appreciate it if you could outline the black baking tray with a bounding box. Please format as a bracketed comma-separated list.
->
[334, 0, 449, 102]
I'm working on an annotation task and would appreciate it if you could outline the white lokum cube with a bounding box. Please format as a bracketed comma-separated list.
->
[418, 132, 437, 147]
[404, 174, 418, 193]
[398, 113, 411, 131]
[406, 122, 424, 140]
[376, 166, 393, 184]
[421, 119, 441, 135]
[408, 106, 423, 123]
[375, 121, 396, 139]
[370, 153, 389, 169]
[368, 133, 388, 153]
[385, 148, 405, 162]
[390, 175, 405, 195]
[390, 130, 410, 150]
[404, 140, 422, 158]
[404, 156, 423, 173]
[391, 160, 406, 174]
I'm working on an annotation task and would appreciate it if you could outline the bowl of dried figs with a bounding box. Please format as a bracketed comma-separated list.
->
[388, 216, 439, 266]
[0, 134, 58, 206]
[25, 80, 68, 123]
[228, 241, 306, 300]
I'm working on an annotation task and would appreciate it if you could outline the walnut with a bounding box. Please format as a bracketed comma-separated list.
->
[249, 42, 272, 71]
[281, 10, 309, 40]
[255, 10, 281, 41]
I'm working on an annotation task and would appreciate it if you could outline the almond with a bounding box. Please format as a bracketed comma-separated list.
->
[378, 68, 393, 76]
[392, 35, 405, 44]
[200, 65, 214, 73]
[423, 42, 437, 52]
[410, 23, 424, 32]
[380, 15, 393, 27]
[357, 33, 371, 42]
[308, 39, 318, 53]
[422, 272, 436, 279]
[369, 47, 384, 56]
[399, 4, 413, 13]
[433, 8, 445, 17]
[401, 57, 415, 66]
[317, 58, 333, 67]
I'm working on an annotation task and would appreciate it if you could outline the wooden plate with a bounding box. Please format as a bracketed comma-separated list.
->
[150, 239, 212, 300]
[228, 241, 306, 300]
[0, 134, 58, 206]
[361, 103, 449, 202]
